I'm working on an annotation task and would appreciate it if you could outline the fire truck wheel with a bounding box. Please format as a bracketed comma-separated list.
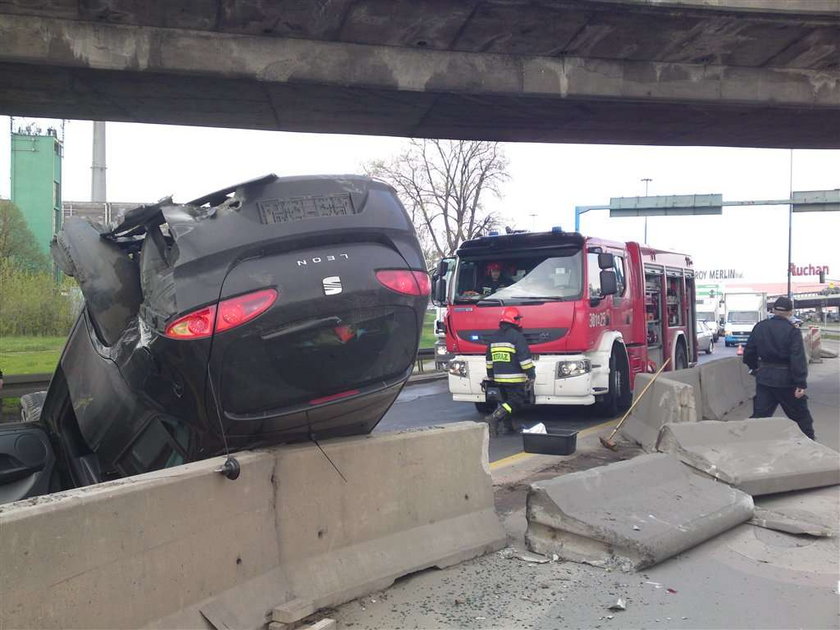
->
[475, 402, 495, 414]
[674, 342, 688, 369]
[595, 347, 630, 418]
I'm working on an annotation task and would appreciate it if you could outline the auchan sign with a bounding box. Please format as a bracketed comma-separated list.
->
[789, 263, 830, 277]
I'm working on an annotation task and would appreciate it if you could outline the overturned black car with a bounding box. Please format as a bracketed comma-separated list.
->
[0, 175, 429, 505]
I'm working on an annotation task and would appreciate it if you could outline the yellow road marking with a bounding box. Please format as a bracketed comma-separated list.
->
[489, 419, 616, 470]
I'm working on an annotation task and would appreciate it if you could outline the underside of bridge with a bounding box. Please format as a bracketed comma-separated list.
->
[0, 0, 838, 148]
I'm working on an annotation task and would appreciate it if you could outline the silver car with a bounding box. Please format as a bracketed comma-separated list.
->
[696, 320, 715, 355]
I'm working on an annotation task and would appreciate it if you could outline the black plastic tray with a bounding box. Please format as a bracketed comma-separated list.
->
[522, 429, 578, 455]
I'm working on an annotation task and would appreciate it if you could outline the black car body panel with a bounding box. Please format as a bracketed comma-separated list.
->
[0, 175, 427, 503]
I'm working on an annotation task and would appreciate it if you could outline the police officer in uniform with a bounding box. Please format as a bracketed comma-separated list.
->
[484, 307, 535, 436]
[743, 296, 816, 440]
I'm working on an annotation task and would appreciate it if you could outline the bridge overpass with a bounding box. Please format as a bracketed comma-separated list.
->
[0, 0, 838, 148]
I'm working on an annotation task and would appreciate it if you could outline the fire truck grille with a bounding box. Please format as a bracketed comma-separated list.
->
[457, 328, 568, 346]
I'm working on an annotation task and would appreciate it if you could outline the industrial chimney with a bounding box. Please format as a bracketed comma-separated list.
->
[91, 121, 106, 202]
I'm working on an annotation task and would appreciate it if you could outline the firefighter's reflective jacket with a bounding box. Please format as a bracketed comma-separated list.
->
[486, 324, 536, 384]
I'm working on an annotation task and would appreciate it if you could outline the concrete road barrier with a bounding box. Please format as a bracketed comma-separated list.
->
[619, 373, 698, 451]
[525, 454, 753, 570]
[621, 358, 757, 452]
[809, 327, 824, 363]
[0, 422, 505, 630]
[699, 357, 752, 420]
[657, 418, 840, 496]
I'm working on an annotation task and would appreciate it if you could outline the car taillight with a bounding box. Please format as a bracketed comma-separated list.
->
[216, 289, 277, 333]
[164, 288, 278, 339]
[375, 270, 431, 296]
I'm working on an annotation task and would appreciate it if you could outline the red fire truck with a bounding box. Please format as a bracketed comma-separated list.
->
[431, 228, 698, 416]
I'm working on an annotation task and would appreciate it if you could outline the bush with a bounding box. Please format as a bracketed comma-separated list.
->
[0, 260, 79, 337]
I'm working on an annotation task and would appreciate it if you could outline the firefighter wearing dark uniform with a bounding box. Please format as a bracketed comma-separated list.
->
[480, 262, 512, 295]
[743, 296, 816, 440]
[485, 307, 536, 436]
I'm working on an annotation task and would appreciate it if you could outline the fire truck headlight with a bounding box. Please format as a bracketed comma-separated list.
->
[556, 359, 591, 379]
[448, 359, 469, 378]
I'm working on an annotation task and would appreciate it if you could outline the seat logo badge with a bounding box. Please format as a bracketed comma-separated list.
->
[323, 276, 342, 295]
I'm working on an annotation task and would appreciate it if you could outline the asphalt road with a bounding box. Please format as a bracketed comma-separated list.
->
[378, 342, 738, 462]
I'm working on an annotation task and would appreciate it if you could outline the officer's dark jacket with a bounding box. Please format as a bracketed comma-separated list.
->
[743, 315, 808, 388]
[486, 323, 536, 383]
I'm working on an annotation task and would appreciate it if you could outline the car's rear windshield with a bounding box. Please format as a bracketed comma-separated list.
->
[220, 305, 418, 415]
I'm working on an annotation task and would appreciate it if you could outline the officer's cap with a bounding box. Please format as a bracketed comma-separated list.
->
[773, 296, 793, 312]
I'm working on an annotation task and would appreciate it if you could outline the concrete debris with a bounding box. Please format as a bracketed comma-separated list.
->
[608, 598, 627, 611]
[751, 507, 836, 537]
[514, 552, 551, 564]
[656, 418, 840, 496]
[820, 347, 838, 358]
[525, 454, 754, 570]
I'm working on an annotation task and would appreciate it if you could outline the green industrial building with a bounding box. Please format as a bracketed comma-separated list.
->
[10, 128, 63, 257]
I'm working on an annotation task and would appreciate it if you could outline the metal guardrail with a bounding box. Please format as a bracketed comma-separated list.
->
[415, 347, 440, 373]
[2, 349, 445, 398]
[1, 373, 52, 399]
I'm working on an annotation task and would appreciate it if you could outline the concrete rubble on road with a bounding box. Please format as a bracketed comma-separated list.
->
[524, 453, 754, 570]
[751, 507, 836, 537]
[657, 418, 840, 496]
[620, 357, 755, 452]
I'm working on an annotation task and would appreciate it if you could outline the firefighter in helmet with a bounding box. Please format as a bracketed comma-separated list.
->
[484, 307, 536, 436]
[480, 261, 512, 295]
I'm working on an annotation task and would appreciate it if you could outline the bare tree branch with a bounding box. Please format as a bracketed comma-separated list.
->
[366, 140, 508, 268]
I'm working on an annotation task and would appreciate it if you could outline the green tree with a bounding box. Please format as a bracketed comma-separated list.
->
[366, 140, 509, 268]
[0, 199, 49, 271]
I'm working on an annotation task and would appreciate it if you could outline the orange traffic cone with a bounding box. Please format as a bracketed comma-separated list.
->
[736, 344, 744, 356]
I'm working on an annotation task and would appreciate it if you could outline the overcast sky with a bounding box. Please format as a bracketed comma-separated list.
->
[2, 116, 838, 285]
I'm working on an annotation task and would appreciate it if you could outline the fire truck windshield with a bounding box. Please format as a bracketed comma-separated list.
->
[453, 251, 583, 304]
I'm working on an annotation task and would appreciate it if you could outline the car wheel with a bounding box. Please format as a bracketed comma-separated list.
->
[705, 339, 714, 355]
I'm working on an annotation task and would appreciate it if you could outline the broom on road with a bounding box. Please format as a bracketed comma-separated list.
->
[599, 357, 672, 451]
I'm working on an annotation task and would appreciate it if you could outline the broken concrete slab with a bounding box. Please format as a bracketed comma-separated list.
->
[656, 418, 840, 496]
[751, 507, 836, 537]
[524, 453, 753, 570]
[619, 373, 698, 452]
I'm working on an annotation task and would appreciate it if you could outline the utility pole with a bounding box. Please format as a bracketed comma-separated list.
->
[786, 150, 793, 299]
[641, 178, 652, 243]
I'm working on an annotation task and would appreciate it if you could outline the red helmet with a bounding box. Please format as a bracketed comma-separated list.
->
[500, 307, 523, 326]
[486, 262, 502, 272]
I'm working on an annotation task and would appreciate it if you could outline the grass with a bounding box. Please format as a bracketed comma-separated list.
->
[0, 336, 65, 375]
[420, 310, 438, 349]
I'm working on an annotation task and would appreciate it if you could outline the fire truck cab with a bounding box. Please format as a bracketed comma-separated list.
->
[431, 229, 697, 416]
